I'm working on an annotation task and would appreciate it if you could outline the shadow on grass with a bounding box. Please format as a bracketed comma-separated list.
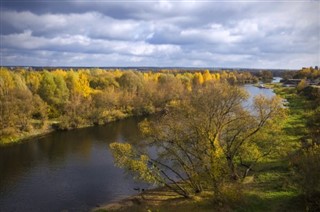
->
[237, 191, 304, 212]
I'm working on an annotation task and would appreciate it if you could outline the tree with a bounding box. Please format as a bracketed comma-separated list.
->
[203, 70, 212, 82]
[0, 69, 16, 134]
[110, 82, 284, 198]
[25, 71, 41, 94]
[0, 69, 36, 136]
[192, 72, 204, 86]
[297, 79, 308, 92]
[53, 74, 69, 107]
[291, 145, 320, 211]
[89, 72, 119, 90]
[219, 94, 285, 179]
[155, 74, 185, 108]
[38, 71, 57, 105]
[260, 70, 273, 82]
[118, 71, 143, 93]
[32, 94, 48, 126]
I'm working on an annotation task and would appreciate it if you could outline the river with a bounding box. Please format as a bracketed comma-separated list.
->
[0, 83, 277, 212]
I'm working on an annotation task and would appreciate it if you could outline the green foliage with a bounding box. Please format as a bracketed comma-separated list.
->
[291, 145, 320, 211]
[110, 82, 284, 199]
[258, 70, 273, 83]
[275, 85, 320, 211]
[25, 71, 41, 93]
[53, 74, 69, 105]
[38, 71, 57, 105]
[296, 79, 308, 92]
[110, 143, 161, 184]
[0, 68, 38, 140]
[118, 71, 143, 93]
[294, 67, 320, 80]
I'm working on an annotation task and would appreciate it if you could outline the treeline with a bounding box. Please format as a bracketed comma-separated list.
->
[254, 70, 274, 82]
[282, 66, 320, 80]
[0, 67, 258, 144]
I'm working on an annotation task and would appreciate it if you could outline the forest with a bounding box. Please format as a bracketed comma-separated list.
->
[0, 67, 257, 144]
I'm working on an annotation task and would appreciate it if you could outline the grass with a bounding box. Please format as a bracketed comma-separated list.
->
[0, 125, 53, 146]
[94, 162, 304, 212]
[273, 86, 312, 149]
[240, 190, 302, 212]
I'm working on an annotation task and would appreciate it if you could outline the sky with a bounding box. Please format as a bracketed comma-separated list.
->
[0, 0, 319, 69]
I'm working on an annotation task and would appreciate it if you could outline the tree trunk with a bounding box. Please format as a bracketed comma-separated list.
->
[227, 156, 239, 180]
[242, 167, 251, 179]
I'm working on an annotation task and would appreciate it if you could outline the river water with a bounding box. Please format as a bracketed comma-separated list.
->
[0, 84, 277, 212]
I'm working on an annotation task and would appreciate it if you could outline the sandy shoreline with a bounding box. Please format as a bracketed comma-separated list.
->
[92, 187, 184, 211]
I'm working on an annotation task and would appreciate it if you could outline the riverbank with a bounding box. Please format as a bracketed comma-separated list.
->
[0, 111, 155, 146]
[0, 124, 54, 146]
[0, 119, 124, 146]
[93, 162, 304, 212]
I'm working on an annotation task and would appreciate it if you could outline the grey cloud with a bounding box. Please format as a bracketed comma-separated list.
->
[1, 1, 319, 68]
[1, 30, 181, 58]
[1, 11, 153, 41]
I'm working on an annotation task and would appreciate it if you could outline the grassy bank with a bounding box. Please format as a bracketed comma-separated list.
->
[0, 111, 136, 146]
[273, 85, 310, 141]
[0, 122, 54, 146]
[94, 162, 303, 212]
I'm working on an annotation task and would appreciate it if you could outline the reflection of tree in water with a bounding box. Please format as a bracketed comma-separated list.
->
[0, 116, 145, 196]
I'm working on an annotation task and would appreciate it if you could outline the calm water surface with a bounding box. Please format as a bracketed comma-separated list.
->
[244, 84, 276, 107]
[0, 84, 277, 212]
[0, 117, 147, 212]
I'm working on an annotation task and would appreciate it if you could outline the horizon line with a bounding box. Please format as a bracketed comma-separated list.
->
[1, 65, 301, 71]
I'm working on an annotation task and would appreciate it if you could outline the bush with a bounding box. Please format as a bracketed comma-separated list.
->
[291, 145, 320, 211]
[1, 127, 17, 137]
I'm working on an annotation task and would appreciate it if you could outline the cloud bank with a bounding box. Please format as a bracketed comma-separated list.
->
[1, 0, 319, 69]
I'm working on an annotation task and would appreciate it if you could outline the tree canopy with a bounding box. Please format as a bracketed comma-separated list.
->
[110, 82, 285, 198]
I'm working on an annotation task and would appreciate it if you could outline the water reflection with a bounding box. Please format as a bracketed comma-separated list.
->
[0, 117, 145, 212]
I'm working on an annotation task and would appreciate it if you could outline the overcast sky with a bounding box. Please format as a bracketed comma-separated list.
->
[1, 0, 319, 69]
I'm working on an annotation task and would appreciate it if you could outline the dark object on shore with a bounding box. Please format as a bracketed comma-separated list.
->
[133, 187, 145, 192]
